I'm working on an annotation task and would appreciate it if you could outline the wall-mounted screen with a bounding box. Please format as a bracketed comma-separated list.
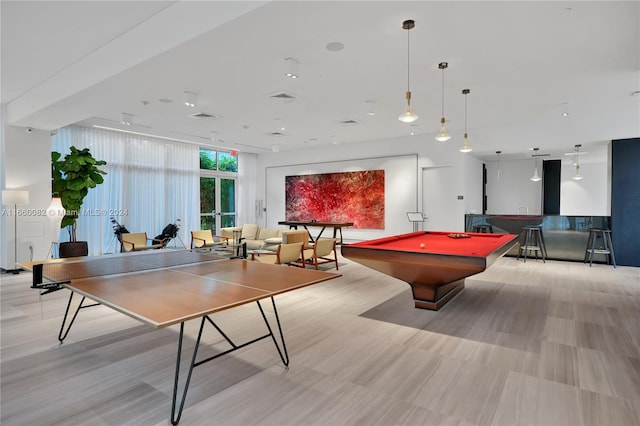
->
[285, 170, 385, 229]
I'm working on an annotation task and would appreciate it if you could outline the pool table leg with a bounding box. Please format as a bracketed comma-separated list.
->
[411, 279, 465, 310]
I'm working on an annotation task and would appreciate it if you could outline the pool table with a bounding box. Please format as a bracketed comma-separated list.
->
[341, 231, 519, 310]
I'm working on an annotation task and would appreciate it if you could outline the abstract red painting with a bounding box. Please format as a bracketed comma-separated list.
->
[285, 170, 385, 229]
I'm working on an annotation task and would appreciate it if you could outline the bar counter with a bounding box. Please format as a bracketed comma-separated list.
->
[465, 214, 611, 262]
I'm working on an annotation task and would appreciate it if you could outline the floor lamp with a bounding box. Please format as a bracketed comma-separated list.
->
[2, 190, 30, 274]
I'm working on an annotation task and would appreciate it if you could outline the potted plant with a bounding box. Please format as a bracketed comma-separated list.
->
[52, 146, 107, 257]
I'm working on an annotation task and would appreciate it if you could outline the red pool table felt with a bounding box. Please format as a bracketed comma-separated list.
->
[349, 231, 515, 257]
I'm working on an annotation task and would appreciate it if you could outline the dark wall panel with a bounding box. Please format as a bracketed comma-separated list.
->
[611, 138, 640, 267]
[543, 159, 561, 215]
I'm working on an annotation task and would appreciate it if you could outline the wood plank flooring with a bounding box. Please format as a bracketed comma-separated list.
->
[1, 256, 639, 425]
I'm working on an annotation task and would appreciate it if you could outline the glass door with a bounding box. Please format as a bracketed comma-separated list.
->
[200, 177, 236, 232]
[200, 177, 216, 230]
[219, 178, 236, 230]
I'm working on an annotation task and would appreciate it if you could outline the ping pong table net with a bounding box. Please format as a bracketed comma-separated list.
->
[31, 250, 222, 292]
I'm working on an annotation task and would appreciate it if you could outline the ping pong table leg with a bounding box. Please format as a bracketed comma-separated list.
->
[169, 300, 289, 424]
[58, 292, 100, 342]
[256, 297, 290, 367]
[171, 319, 206, 426]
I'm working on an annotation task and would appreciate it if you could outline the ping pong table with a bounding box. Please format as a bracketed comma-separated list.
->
[22, 249, 340, 425]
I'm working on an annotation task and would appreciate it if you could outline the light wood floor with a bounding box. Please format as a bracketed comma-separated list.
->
[1, 255, 639, 426]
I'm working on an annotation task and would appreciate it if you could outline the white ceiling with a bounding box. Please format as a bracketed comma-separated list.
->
[2, 1, 639, 162]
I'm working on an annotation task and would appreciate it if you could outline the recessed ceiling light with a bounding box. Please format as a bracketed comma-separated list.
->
[284, 58, 299, 78]
[366, 100, 375, 116]
[326, 42, 344, 52]
[183, 91, 197, 107]
[120, 113, 132, 125]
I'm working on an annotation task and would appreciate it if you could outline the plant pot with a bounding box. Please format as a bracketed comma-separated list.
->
[59, 241, 89, 258]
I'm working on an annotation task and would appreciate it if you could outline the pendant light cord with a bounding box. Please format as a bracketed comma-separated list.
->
[464, 92, 467, 133]
[441, 67, 445, 116]
[407, 29, 411, 92]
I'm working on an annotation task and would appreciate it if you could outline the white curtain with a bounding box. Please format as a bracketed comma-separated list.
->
[52, 126, 199, 255]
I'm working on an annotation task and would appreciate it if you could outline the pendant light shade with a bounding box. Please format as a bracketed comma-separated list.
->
[573, 144, 584, 180]
[573, 165, 584, 180]
[496, 151, 502, 180]
[531, 167, 541, 182]
[398, 20, 418, 123]
[435, 62, 451, 141]
[459, 89, 472, 152]
[531, 148, 542, 182]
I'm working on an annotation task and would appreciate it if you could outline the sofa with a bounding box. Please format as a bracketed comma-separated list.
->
[220, 224, 284, 251]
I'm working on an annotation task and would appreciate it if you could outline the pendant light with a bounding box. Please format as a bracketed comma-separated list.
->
[496, 151, 502, 180]
[573, 144, 584, 180]
[435, 62, 451, 141]
[531, 148, 542, 182]
[398, 20, 418, 123]
[459, 89, 472, 152]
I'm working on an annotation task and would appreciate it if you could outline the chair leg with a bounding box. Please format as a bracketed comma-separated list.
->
[603, 231, 617, 268]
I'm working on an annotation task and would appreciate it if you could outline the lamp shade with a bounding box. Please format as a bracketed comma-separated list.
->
[573, 165, 584, 180]
[47, 197, 66, 217]
[2, 190, 29, 205]
[531, 167, 542, 182]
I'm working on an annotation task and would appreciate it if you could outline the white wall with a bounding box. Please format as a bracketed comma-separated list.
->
[485, 158, 543, 215]
[1, 125, 54, 268]
[560, 160, 610, 215]
[237, 152, 258, 226]
[463, 154, 484, 215]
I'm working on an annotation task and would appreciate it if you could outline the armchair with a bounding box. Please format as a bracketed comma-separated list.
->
[254, 242, 305, 267]
[121, 232, 164, 252]
[191, 230, 228, 249]
[282, 229, 312, 248]
[304, 238, 338, 270]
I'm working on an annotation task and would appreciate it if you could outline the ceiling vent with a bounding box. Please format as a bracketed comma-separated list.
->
[339, 119, 359, 126]
[266, 131, 289, 137]
[267, 91, 297, 103]
[186, 112, 221, 120]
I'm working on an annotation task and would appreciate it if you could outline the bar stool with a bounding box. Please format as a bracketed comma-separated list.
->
[584, 229, 616, 268]
[517, 226, 547, 263]
[473, 224, 493, 233]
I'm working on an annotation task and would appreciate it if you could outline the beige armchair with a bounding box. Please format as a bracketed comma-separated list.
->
[305, 238, 339, 270]
[254, 242, 305, 267]
[282, 229, 312, 248]
[121, 232, 164, 252]
[191, 230, 228, 249]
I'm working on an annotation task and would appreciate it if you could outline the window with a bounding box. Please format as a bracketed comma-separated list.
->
[200, 149, 217, 170]
[199, 148, 238, 232]
[218, 151, 238, 172]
